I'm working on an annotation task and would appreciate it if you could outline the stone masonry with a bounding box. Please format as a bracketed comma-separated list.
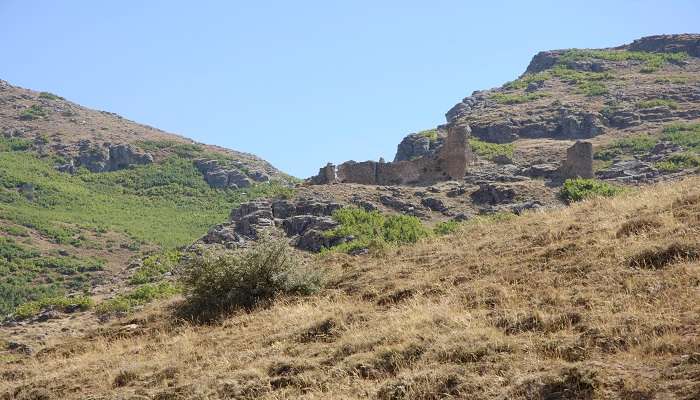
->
[309, 122, 472, 186]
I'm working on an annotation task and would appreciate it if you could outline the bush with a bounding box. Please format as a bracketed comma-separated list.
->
[324, 208, 431, 253]
[179, 239, 321, 314]
[560, 178, 622, 203]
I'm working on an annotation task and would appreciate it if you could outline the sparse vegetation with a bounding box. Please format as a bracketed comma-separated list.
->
[490, 92, 549, 104]
[38, 92, 64, 101]
[656, 152, 700, 172]
[594, 134, 657, 161]
[179, 239, 321, 316]
[637, 98, 678, 109]
[433, 220, 461, 235]
[469, 138, 515, 161]
[416, 129, 439, 142]
[95, 282, 180, 315]
[13, 295, 93, 319]
[18, 105, 46, 120]
[662, 123, 700, 152]
[560, 178, 622, 203]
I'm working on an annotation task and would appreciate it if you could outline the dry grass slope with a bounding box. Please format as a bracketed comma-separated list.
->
[2, 177, 699, 400]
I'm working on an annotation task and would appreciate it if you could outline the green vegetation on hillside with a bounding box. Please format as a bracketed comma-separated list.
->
[489, 92, 549, 104]
[18, 105, 46, 120]
[0, 136, 293, 315]
[560, 178, 623, 203]
[323, 208, 432, 253]
[469, 138, 514, 161]
[637, 99, 678, 110]
[558, 49, 688, 73]
[594, 135, 657, 161]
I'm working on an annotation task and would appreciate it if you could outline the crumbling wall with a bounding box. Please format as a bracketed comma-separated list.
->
[559, 141, 594, 179]
[309, 122, 472, 186]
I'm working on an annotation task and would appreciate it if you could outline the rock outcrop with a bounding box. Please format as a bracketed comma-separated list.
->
[75, 141, 153, 172]
[199, 198, 345, 252]
[194, 159, 270, 189]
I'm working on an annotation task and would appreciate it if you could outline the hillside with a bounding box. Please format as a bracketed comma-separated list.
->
[1, 33, 700, 399]
[2, 177, 698, 399]
[0, 80, 294, 315]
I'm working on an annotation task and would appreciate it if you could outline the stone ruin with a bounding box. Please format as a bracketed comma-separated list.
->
[310, 122, 473, 186]
[558, 141, 594, 179]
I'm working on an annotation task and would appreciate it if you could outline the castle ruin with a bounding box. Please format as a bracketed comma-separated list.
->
[309, 122, 473, 186]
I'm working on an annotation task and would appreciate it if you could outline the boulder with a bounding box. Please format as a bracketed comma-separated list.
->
[470, 182, 517, 205]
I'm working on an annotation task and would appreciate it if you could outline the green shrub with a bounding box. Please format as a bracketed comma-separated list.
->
[433, 220, 461, 235]
[95, 282, 179, 315]
[469, 138, 515, 161]
[656, 153, 700, 172]
[560, 178, 623, 203]
[129, 250, 182, 285]
[637, 99, 678, 110]
[38, 92, 64, 101]
[324, 208, 431, 253]
[179, 239, 321, 314]
[18, 105, 46, 120]
[14, 295, 93, 319]
[490, 92, 549, 104]
[594, 135, 657, 161]
[662, 123, 700, 152]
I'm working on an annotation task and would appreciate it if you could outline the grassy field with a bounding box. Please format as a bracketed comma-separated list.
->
[3, 177, 697, 399]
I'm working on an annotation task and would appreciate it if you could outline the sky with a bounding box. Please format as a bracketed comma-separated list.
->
[1, 1, 699, 177]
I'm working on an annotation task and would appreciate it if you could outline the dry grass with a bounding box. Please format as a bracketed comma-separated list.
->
[2, 177, 699, 399]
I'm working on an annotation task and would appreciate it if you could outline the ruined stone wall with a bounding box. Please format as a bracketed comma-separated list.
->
[309, 122, 472, 186]
[559, 141, 593, 179]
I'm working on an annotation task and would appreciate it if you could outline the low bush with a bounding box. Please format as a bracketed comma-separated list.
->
[178, 239, 321, 315]
[324, 208, 431, 253]
[560, 178, 622, 203]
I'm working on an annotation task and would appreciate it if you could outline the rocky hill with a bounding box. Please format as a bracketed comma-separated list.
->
[1, 34, 699, 400]
[0, 79, 294, 317]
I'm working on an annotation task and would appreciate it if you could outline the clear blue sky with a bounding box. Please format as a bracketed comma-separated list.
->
[2, 1, 698, 177]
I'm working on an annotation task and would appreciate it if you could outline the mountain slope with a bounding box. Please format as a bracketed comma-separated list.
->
[0, 80, 294, 315]
[2, 177, 698, 399]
